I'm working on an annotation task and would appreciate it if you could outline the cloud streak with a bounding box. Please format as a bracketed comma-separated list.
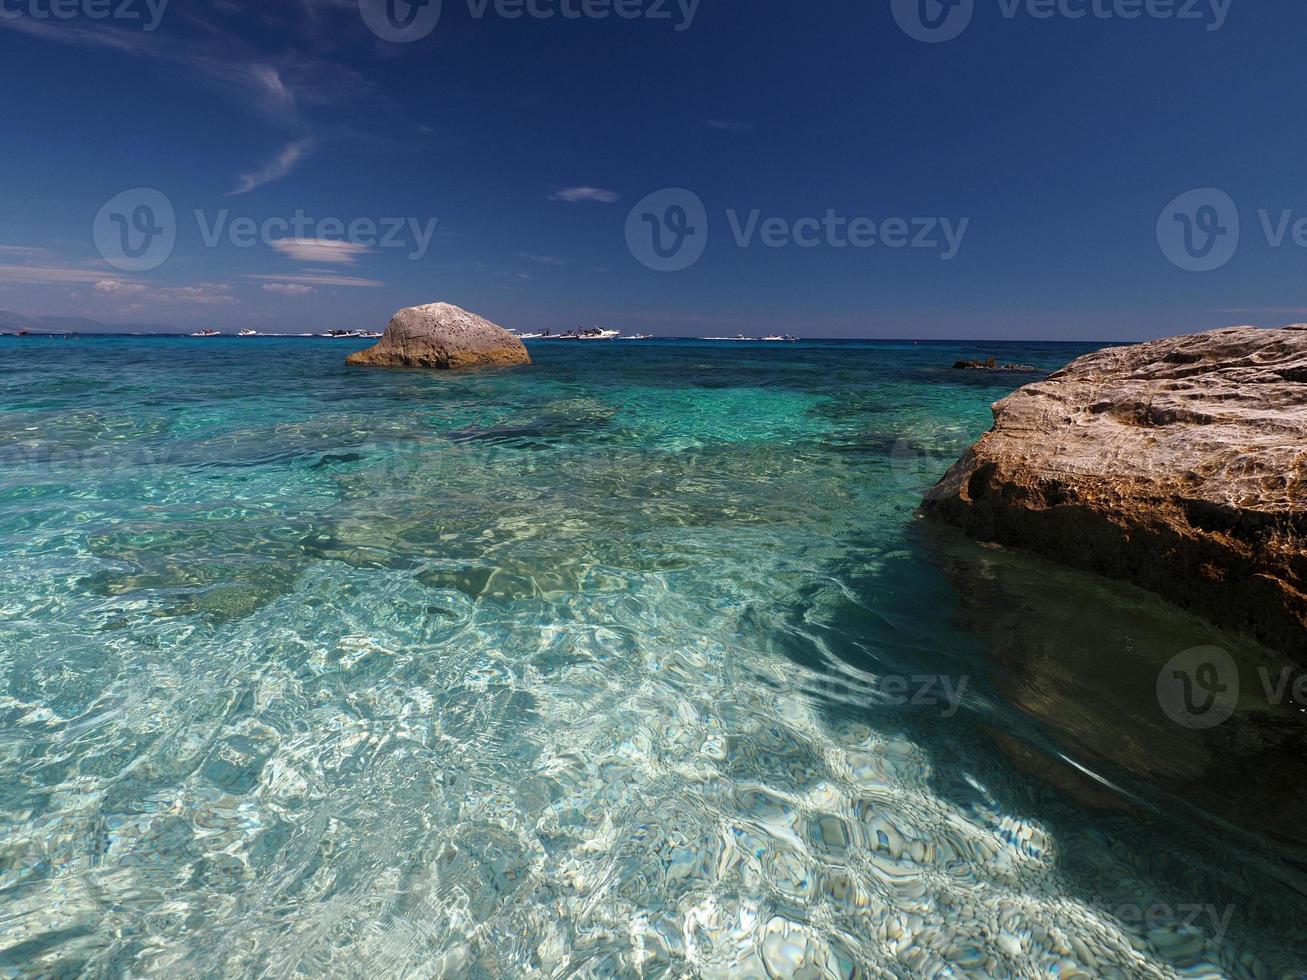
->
[0, 264, 124, 285]
[229, 138, 315, 196]
[705, 119, 752, 133]
[243, 272, 383, 288]
[93, 280, 237, 306]
[0, 15, 373, 194]
[268, 237, 369, 263]
[551, 187, 619, 204]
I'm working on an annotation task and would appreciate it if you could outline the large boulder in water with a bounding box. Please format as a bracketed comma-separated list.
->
[346, 303, 530, 370]
[922, 324, 1307, 656]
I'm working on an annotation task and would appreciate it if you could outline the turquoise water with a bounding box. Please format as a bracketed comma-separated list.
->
[1, 336, 1304, 978]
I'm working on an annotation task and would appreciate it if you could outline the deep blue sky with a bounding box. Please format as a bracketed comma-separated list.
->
[1, 0, 1303, 338]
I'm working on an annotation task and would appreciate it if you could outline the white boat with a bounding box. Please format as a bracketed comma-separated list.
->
[320, 330, 365, 338]
[189, 329, 220, 337]
[555, 327, 620, 341]
[238, 329, 259, 337]
[518, 332, 545, 340]
[705, 335, 756, 342]
[620, 333, 653, 340]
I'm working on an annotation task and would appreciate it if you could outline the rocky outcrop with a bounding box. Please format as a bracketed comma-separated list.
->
[346, 303, 530, 370]
[923, 325, 1307, 656]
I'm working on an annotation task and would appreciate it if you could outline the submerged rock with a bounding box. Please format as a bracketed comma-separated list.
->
[346, 302, 530, 370]
[923, 324, 1307, 656]
[952, 358, 1039, 372]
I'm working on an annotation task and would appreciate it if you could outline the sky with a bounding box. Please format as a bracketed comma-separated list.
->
[0, 0, 1304, 339]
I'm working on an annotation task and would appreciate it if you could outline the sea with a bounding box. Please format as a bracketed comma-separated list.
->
[1, 335, 1304, 977]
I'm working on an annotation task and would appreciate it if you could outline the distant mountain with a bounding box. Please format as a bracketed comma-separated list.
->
[0, 310, 179, 334]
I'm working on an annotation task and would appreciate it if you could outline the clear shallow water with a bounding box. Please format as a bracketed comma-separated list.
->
[0, 336, 1304, 978]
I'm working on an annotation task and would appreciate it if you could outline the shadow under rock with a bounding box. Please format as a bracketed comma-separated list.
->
[740, 529, 1307, 967]
[919, 523, 1307, 871]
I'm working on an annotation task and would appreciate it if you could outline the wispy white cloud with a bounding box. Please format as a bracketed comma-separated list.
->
[268, 237, 368, 263]
[517, 252, 568, 265]
[93, 279, 237, 306]
[0, 264, 123, 285]
[244, 272, 383, 288]
[0, 17, 373, 195]
[705, 119, 752, 133]
[250, 64, 297, 117]
[230, 138, 315, 196]
[94, 280, 148, 294]
[0, 245, 51, 258]
[550, 187, 619, 204]
[262, 282, 316, 295]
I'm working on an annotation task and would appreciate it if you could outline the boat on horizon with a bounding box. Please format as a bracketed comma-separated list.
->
[189, 329, 221, 337]
[550, 327, 621, 340]
[238, 329, 259, 337]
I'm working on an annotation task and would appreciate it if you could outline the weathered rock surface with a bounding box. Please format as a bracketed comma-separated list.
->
[923, 325, 1307, 656]
[346, 303, 530, 370]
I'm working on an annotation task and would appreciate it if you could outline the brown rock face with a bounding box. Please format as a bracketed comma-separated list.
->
[922, 325, 1307, 657]
[345, 303, 530, 370]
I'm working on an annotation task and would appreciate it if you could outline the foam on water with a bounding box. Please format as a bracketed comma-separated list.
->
[1, 337, 1304, 977]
